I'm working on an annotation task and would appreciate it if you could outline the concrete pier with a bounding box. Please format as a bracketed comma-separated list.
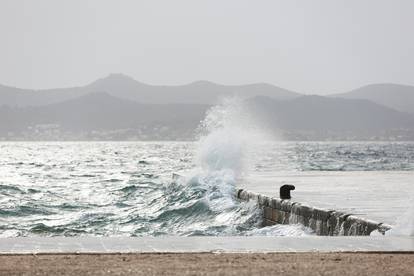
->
[237, 189, 391, 236]
[172, 172, 402, 236]
[240, 171, 414, 225]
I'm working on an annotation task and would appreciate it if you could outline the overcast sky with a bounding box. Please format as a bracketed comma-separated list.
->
[1, 0, 413, 94]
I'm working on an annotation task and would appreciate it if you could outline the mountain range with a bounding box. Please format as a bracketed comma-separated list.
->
[333, 83, 414, 114]
[0, 74, 299, 107]
[0, 74, 413, 141]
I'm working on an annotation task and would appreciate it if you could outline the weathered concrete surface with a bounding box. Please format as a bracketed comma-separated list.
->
[240, 171, 414, 225]
[237, 189, 391, 236]
[0, 236, 413, 253]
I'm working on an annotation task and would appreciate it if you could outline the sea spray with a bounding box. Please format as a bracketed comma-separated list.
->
[196, 97, 270, 175]
[138, 97, 272, 236]
[184, 97, 316, 236]
[179, 97, 268, 213]
[169, 96, 285, 233]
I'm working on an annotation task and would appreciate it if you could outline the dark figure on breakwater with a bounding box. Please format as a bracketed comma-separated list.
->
[280, 185, 295, 199]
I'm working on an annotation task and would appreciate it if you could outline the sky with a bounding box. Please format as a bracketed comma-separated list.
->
[1, 0, 414, 94]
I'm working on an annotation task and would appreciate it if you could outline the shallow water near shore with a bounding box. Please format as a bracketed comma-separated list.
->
[0, 141, 413, 238]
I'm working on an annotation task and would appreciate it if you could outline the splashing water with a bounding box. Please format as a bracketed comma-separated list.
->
[176, 97, 311, 236]
[179, 97, 268, 225]
[192, 97, 269, 205]
[196, 97, 269, 175]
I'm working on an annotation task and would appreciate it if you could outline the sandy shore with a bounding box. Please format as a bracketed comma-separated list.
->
[0, 253, 413, 276]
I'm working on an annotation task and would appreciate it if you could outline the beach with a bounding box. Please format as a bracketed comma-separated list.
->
[1, 253, 413, 276]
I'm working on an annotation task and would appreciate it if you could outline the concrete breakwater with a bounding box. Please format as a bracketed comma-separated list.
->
[237, 189, 392, 236]
[171, 173, 391, 236]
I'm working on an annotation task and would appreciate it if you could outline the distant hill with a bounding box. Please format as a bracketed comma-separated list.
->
[0, 92, 209, 140]
[1, 91, 414, 141]
[248, 95, 414, 140]
[87, 74, 300, 104]
[333, 83, 414, 114]
[0, 83, 87, 107]
[0, 74, 300, 107]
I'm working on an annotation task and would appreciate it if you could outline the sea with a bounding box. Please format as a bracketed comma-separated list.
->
[1, 141, 413, 238]
[1, 98, 414, 238]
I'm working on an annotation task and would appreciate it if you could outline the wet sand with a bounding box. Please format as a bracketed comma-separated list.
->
[0, 253, 413, 276]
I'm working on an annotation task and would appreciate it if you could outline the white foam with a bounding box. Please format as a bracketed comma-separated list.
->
[195, 96, 270, 176]
[190, 97, 270, 214]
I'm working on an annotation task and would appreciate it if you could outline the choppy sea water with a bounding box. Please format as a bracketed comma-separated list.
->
[0, 141, 413, 238]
